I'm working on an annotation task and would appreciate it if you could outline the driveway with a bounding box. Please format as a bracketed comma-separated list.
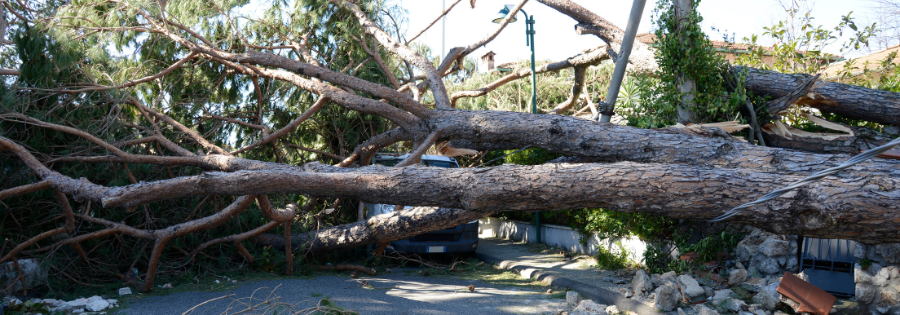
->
[120, 272, 564, 315]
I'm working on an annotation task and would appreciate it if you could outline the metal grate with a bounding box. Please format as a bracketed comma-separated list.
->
[801, 238, 858, 298]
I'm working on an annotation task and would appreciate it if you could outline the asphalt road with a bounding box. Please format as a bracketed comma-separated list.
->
[119, 272, 564, 315]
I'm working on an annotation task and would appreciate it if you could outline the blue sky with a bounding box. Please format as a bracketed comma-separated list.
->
[393, 0, 882, 69]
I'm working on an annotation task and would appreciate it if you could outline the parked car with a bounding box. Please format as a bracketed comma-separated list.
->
[364, 154, 479, 255]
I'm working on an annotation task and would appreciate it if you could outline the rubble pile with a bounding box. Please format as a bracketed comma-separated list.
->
[2, 295, 119, 314]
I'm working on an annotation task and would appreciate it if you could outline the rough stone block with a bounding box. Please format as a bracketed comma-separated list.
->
[857, 263, 883, 285]
[655, 283, 680, 312]
[752, 288, 779, 310]
[119, 287, 133, 296]
[574, 300, 608, 314]
[737, 235, 767, 262]
[567, 291, 581, 308]
[633, 269, 652, 295]
[694, 304, 720, 315]
[605, 305, 620, 314]
[711, 289, 734, 305]
[729, 269, 749, 285]
[876, 267, 894, 287]
[723, 298, 748, 313]
[759, 239, 791, 257]
[756, 257, 782, 275]
[785, 256, 799, 272]
[882, 287, 900, 305]
[856, 243, 869, 259]
[877, 244, 900, 264]
[678, 275, 705, 298]
[858, 283, 878, 304]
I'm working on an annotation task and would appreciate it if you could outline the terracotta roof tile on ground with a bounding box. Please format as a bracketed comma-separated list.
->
[776, 271, 836, 315]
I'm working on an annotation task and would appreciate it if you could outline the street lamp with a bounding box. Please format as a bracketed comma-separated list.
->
[493, 5, 541, 244]
[492, 4, 536, 115]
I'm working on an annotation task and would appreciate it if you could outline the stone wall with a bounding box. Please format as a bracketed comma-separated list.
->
[736, 228, 799, 279]
[854, 243, 900, 315]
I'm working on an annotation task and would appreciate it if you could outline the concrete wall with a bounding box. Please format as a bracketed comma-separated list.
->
[478, 217, 646, 262]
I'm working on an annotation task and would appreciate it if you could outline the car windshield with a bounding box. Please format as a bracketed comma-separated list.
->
[423, 160, 456, 168]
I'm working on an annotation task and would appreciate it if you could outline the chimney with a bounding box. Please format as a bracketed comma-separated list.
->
[481, 51, 496, 71]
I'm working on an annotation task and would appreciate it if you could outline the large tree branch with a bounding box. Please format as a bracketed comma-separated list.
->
[536, 0, 657, 72]
[53, 159, 900, 243]
[332, 0, 453, 109]
[743, 67, 900, 126]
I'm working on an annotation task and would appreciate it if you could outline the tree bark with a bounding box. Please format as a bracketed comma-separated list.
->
[93, 161, 900, 244]
[743, 67, 900, 126]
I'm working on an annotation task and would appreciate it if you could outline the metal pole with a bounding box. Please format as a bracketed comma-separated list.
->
[524, 12, 540, 244]
[598, 0, 647, 122]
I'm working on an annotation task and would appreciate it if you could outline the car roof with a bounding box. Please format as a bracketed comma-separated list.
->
[375, 154, 456, 162]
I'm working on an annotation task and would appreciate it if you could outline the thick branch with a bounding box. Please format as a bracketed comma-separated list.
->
[333, 0, 452, 109]
[743, 67, 900, 126]
[549, 65, 587, 114]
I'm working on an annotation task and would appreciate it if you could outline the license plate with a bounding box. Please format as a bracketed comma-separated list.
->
[427, 246, 446, 253]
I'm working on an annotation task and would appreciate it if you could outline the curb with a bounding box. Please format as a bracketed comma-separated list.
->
[475, 252, 658, 315]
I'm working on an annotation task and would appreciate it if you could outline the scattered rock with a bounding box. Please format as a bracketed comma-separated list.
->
[729, 269, 749, 285]
[567, 291, 581, 308]
[747, 303, 768, 315]
[711, 289, 734, 305]
[678, 275, 705, 298]
[0, 258, 45, 294]
[605, 305, 620, 314]
[722, 298, 748, 313]
[573, 300, 609, 315]
[633, 270, 652, 295]
[677, 307, 687, 315]
[694, 304, 720, 315]
[703, 286, 714, 299]
[85, 296, 110, 312]
[659, 271, 677, 283]
[119, 287, 133, 296]
[655, 283, 680, 311]
[741, 278, 767, 292]
[752, 286, 780, 310]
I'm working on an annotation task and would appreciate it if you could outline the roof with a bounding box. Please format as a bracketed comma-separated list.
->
[375, 154, 457, 163]
[496, 61, 518, 70]
[634, 33, 841, 60]
[820, 44, 900, 79]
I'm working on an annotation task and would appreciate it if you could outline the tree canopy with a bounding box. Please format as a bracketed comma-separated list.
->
[1, 0, 898, 293]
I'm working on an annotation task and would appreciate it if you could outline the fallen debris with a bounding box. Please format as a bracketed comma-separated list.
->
[776, 271, 836, 315]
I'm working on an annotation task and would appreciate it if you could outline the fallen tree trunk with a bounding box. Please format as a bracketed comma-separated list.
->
[256, 207, 490, 252]
[92, 161, 900, 244]
[743, 67, 900, 126]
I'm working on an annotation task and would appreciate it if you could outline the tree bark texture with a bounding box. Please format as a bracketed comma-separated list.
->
[743, 67, 900, 126]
